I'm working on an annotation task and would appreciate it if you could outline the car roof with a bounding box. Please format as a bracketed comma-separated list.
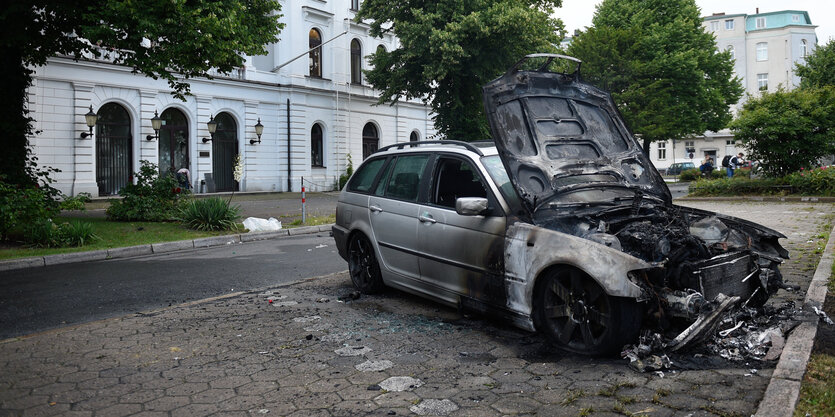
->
[373, 140, 499, 158]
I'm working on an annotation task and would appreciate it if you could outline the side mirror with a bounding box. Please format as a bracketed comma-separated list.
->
[455, 197, 489, 216]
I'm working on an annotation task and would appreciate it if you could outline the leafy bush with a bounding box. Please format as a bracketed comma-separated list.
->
[177, 197, 241, 231]
[0, 169, 62, 241]
[679, 168, 724, 181]
[338, 153, 354, 190]
[688, 177, 791, 196]
[59, 192, 92, 211]
[679, 168, 702, 181]
[59, 220, 99, 246]
[107, 161, 189, 221]
[786, 166, 835, 196]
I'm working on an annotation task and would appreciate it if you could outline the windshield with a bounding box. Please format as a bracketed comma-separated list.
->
[482, 155, 521, 208]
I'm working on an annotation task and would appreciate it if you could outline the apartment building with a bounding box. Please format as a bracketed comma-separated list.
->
[649, 9, 817, 172]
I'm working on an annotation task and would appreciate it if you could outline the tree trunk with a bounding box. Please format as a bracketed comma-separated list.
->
[642, 137, 651, 156]
[0, 46, 35, 186]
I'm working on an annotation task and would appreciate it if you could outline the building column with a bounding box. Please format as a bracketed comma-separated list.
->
[195, 97, 213, 192]
[138, 90, 159, 167]
[71, 82, 98, 196]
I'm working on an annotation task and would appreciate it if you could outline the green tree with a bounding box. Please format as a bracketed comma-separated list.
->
[356, 0, 564, 142]
[566, 0, 743, 153]
[796, 40, 835, 89]
[1, 0, 283, 186]
[729, 87, 835, 177]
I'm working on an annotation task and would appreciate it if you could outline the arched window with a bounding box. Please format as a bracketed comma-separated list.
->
[311, 123, 324, 167]
[96, 102, 132, 196]
[801, 39, 808, 57]
[159, 108, 189, 176]
[212, 112, 238, 192]
[351, 39, 362, 84]
[309, 28, 322, 77]
[409, 131, 419, 142]
[362, 122, 379, 159]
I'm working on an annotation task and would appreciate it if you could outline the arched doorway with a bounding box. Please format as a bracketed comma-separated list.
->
[212, 112, 238, 192]
[95, 103, 132, 196]
[362, 122, 379, 160]
[159, 108, 189, 176]
[409, 131, 419, 142]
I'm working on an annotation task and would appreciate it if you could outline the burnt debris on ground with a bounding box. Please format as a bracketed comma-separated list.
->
[622, 299, 835, 372]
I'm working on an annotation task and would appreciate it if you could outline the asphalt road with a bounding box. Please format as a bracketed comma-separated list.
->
[0, 232, 346, 340]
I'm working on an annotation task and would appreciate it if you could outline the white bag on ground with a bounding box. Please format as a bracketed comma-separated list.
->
[243, 217, 283, 232]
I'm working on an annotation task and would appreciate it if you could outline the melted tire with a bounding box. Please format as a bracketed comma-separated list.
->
[534, 267, 642, 356]
[348, 233, 385, 294]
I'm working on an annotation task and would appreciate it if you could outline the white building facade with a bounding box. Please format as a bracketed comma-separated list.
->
[28, 1, 435, 197]
[648, 9, 817, 172]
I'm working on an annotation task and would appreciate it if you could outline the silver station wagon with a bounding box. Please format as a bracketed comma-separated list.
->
[332, 54, 788, 355]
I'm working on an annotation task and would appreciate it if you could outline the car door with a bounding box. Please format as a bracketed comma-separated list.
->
[367, 154, 431, 282]
[416, 155, 507, 306]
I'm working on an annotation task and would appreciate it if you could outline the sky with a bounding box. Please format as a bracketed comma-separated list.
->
[554, 0, 835, 43]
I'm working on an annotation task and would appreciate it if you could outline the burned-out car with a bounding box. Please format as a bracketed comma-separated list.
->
[332, 54, 789, 356]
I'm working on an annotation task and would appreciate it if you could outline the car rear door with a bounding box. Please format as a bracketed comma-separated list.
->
[367, 154, 431, 282]
[416, 155, 507, 306]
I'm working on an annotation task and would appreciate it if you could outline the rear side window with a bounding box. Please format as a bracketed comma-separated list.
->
[376, 155, 430, 202]
[347, 158, 386, 193]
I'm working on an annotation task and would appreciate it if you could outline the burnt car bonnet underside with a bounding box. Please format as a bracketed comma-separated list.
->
[483, 54, 672, 213]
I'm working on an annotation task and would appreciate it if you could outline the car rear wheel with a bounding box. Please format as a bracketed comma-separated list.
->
[534, 267, 642, 356]
[348, 233, 384, 294]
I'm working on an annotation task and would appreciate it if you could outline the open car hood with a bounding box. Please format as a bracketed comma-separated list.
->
[482, 54, 672, 214]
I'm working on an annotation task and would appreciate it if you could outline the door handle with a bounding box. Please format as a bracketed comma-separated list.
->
[418, 214, 436, 224]
[369, 205, 383, 213]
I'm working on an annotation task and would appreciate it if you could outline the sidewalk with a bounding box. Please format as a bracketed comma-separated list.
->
[0, 192, 340, 272]
[0, 200, 832, 416]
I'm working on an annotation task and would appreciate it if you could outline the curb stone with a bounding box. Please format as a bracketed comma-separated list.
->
[0, 224, 334, 272]
[755, 224, 835, 417]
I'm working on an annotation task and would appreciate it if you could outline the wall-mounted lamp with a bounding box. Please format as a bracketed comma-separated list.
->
[79, 105, 98, 138]
[250, 118, 264, 145]
[202, 115, 218, 143]
[146, 110, 162, 141]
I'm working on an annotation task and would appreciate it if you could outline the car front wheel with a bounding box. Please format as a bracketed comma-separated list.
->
[348, 233, 384, 294]
[534, 267, 642, 356]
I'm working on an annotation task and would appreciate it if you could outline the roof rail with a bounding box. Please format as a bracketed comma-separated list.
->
[375, 140, 484, 156]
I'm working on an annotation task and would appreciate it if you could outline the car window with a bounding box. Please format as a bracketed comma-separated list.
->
[432, 157, 488, 208]
[347, 158, 387, 193]
[482, 155, 521, 208]
[378, 155, 430, 202]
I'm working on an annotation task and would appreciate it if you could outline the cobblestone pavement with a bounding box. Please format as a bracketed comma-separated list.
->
[1, 201, 832, 417]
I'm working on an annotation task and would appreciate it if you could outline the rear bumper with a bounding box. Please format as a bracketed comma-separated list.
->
[332, 224, 349, 261]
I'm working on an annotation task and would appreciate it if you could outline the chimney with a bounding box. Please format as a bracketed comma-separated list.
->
[756, 7, 759, 14]
[712, 12, 725, 16]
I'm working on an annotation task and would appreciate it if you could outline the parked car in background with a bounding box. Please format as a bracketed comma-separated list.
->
[665, 162, 695, 176]
[332, 54, 788, 356]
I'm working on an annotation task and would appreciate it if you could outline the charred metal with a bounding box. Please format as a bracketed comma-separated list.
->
[484, 54, 791, 355]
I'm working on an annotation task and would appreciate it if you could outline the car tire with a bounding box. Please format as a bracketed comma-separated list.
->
[348, 233, 385, 294]
[533, 267, 642, 356]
